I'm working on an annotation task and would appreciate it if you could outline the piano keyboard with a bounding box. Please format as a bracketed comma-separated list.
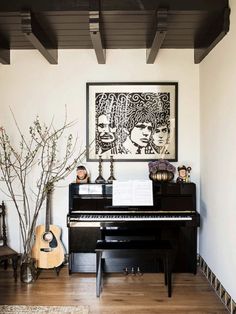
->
[69, 214, 193, 222]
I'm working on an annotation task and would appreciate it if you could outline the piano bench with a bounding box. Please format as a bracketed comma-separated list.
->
[95, 239, 173, 298]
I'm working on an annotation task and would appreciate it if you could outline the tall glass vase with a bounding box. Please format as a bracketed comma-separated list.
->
[20, 256, 37, 283]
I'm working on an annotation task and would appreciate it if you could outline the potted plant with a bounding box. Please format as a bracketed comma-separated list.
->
[0, 112, 86, 281]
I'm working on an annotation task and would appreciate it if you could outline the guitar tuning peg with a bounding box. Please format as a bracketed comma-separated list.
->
[131, 267, 136, 275]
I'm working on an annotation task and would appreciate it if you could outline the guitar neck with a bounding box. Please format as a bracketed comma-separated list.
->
[45, 189, 52, 232]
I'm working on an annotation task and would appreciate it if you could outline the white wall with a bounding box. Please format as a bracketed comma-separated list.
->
[0, 49, 200, 257]
[200, 0, 236, 300]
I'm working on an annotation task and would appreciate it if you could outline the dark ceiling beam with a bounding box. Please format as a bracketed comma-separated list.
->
[0, 0, 88, 12]
[0, 36, 10, 64]
[194, 7, 230, 64]
[21, 11, 58, 64]
[146, 8, 168, 64]
[100, 0, 229, 11]
[0, 0, 228, 12]
[89, 0, 105, 64]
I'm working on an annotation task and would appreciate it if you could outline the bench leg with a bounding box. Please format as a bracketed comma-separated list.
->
[164, 258, 167, 286]
[163, 255, 172, 297]
[96, 251, 103, 297]
[166, 255, 172, 297]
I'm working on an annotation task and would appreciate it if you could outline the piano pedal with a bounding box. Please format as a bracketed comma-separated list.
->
[137, 267, 143, 276]
[123, 267, 129, 276]
[131, 267, 136, 276]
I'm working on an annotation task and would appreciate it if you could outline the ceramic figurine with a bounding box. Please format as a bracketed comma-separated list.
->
[186, 166, 192, 182]
[176, 165, 192, 183]
[76, 165, 89, 184]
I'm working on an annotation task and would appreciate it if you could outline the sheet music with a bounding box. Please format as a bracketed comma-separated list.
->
[79, 184, 103, 195]
[112, 180, 153, 206]
[78, 184, 89, 194]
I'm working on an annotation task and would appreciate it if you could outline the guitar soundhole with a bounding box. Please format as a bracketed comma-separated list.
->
[43, 232, 53, 242]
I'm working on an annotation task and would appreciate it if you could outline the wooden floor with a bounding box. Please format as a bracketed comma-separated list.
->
[0, 266, 228, 314]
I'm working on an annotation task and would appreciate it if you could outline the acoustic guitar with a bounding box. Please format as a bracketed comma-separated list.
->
[31, 188, 65, 269]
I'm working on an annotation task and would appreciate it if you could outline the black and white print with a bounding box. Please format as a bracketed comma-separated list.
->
[87, 83, 177, 161]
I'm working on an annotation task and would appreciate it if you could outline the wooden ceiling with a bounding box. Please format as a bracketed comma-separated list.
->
[0, 0, 230, 65]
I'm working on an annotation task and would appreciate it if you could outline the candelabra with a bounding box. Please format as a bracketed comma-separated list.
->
[107, 155, 116, 183]
[95, 155, 106, 183]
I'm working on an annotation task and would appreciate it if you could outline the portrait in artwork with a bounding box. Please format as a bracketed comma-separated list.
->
[87, 83, 177, 161]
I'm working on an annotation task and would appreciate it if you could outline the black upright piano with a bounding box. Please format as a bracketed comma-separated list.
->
[67, 182, 200, 274]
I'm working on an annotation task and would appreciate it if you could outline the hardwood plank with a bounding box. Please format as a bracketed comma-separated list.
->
[0, 11, 217, 26]
[3, 30, 90, 37]
[9, 43, 33, 49]
[103, 29, 195, 36]
[0, 23, 90, 31]
[100, 34, 152, 41]
[101, 11, 211, 24]
[9, 40, 194, 50]
[102, 22, 153, 29]
[0, 1, 89, 12]
[10, 35, 91, 42]
[0, 12, 89, 24]
[0, 267, 228, 314]
[102, 13, 153, 23]
[105, 43, 147, 48]
[36, 14, 89, 24]
[11, 43, 92, 49]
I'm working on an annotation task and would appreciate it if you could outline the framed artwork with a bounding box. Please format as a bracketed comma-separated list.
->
[86, 82, 178, 161]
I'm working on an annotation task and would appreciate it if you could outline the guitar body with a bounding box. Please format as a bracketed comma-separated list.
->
[31, 224, 65, 269]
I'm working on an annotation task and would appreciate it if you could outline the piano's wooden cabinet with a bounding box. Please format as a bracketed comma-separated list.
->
[67, 182, 200, 274]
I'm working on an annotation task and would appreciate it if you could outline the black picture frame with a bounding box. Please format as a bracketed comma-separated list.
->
[86, 82, 178, 161]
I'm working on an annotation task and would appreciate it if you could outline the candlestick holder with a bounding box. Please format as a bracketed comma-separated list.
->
[107, 155, 116, 183]
[95, 155, 106, 183]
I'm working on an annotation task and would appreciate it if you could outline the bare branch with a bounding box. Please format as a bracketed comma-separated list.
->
[0, 112, 87, 260]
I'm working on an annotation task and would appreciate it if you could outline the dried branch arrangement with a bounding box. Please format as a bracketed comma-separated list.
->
[0, 113, 85, 260]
